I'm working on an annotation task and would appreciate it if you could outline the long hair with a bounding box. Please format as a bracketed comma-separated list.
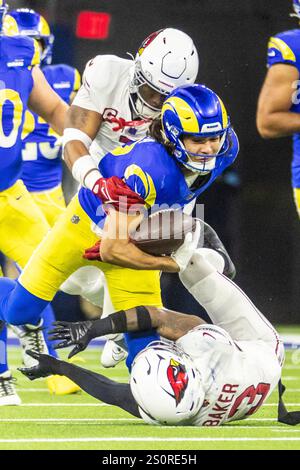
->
[148, 118, 176, 155]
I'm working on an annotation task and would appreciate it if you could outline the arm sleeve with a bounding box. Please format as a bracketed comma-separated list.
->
[56, 361, 141, 418]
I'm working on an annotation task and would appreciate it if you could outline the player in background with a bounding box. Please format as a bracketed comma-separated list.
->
[2, 8, 82, 396]
[0, 84, 239, 373]
[4, 8, 81, 226]
[20, 243, 285, 427]
[257, 0, 300, 217]
[0, 0, 68, 404]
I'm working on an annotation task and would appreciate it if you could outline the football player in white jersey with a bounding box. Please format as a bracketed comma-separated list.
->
[60, 28, 199, 366]
[20, 244, 285, 426]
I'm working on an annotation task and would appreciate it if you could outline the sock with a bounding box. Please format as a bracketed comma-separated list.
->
[0, 278, 48, 325]
[41, 304, 58, 359]
[0, 323, 8, 375]
[124, 330, 160, 371]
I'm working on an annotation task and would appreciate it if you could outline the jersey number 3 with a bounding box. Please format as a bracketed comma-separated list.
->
[228, 383, 271, 418]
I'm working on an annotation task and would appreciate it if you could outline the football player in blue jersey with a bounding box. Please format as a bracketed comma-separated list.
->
[257, 0, 300, 217]
[4, 8, 81, 227]
[0, 0, 69, 404]
[0, 83, 239, 373]
[2, 8, 82, 396]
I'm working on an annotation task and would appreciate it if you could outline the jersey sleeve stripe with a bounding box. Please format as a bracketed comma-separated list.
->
[268, 37, 296, 62]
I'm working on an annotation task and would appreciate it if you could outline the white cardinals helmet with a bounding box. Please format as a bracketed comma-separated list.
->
[130, 341, 204, 425]
[129, 28, 199, 119]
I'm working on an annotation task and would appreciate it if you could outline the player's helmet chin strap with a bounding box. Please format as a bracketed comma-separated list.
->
[278, 379, 300, 425]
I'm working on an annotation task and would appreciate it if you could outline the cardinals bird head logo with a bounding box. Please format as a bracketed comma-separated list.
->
[166, 358, 189, 406]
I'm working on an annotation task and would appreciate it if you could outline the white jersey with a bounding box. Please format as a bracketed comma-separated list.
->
[73, 55, 151, 163]
[176, 324, 282, 426]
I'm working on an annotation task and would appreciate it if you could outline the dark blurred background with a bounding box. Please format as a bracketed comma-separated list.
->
[10, 0, 300, 324]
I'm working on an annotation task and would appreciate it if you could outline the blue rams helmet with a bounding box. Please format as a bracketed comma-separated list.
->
[0, 0, 8, 33]
[292, 0, 300, 19]
[161, 84, 233, 174]
[3, 8, 54, 65]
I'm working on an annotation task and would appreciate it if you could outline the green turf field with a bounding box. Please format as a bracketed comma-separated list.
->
[1, 327, 300, 451]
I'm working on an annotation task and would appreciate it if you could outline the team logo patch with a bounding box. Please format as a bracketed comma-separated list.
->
[166, 358, 189, 406]
[137, 29, 163, 56]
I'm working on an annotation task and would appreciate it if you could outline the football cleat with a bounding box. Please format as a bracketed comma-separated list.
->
[46, 375, 81, 396]
[0, 371, 22, 406]
[46, 356, 84, 395]
[11, 320, 49, 367]
[101, 339, 128, 368]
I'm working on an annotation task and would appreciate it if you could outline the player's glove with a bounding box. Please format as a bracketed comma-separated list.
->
[18, 350, 61, 380]
[92, 176, 145, 212]
[48, 320, 96, 359]
[171, 221, 201, 272]
[83, 240, 102, 261]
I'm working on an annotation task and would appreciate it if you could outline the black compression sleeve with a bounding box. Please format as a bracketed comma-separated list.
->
[55, 361, 141, 418]
[89, 311, 127, 338]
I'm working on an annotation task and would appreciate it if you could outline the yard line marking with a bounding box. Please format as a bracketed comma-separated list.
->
[0, 419, 289, 429]
[19, 403, 112, 407]
[0, 418, 140, 423]
[1, 437, 300, 443]
[281, 377, 299, 381]
[263, 403, 300, 407]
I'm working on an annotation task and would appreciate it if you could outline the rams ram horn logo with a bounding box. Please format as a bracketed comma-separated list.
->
[166, 358, 189, 406]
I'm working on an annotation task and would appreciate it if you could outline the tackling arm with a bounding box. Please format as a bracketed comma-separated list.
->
[257, 64, 300, 138]
[49, 306, 204, 358]
[63, 104, 102, 170]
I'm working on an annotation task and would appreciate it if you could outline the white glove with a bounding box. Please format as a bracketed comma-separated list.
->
[171, 221, 201, 273]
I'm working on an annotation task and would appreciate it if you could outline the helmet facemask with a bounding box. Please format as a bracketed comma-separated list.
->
[291, 1, 300, 19]
[129, 61, 168, 119]
[0, 2, 8, 34]
[176, 127, 230, 174]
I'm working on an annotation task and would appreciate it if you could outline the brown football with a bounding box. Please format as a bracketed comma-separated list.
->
[130, 209, 196, 256]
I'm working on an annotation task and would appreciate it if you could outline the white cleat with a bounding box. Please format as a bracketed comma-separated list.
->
[0, 371, 22, 406]
[11, 320, 49, 368]
[101, 339, 128, 368]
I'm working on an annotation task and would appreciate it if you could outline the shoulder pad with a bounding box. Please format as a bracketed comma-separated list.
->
[0, 36, 40, 68]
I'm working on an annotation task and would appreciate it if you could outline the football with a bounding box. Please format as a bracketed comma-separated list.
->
[130, 209, 197, 256]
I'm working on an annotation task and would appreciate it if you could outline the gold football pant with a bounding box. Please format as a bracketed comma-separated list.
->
[0, 180, 50, 269]
[30, 184, 66, 227]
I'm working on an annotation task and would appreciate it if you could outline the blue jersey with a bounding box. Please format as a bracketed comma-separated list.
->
[0, 35, 40, 192]
[21, 64, 81, 192]
[267, 29, 300, 187]
[78, 130, 238, 228]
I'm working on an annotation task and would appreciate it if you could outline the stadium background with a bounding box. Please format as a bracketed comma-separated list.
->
[10, 0, 300, 324]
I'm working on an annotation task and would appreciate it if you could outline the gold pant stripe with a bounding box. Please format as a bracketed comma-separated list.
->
[19, 195, 162, 311]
